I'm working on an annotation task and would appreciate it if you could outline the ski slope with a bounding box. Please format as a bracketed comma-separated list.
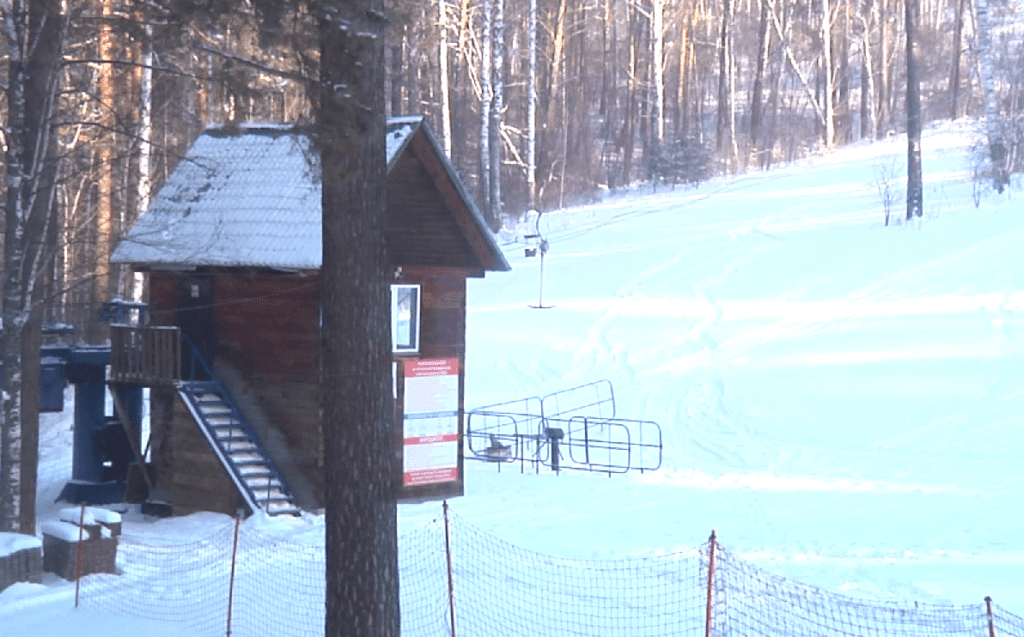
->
[2, 119, 1022, 634]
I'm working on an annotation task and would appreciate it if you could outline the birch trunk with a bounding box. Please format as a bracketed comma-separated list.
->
[2, 0, 63, 533]
[479, 0, 492, 220]
[133, 21, 153, 303]
[488, 0, 503, 227]
[1, 46, 28, 534]
[438, 0, 452, 157]
[859, 0, 877, 139]
[975, 0, 1007, 191]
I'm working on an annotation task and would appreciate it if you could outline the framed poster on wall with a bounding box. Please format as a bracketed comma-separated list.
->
[401, 358, 462, 492]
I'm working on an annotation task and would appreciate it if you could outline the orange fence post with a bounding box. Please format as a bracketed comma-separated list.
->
[226, 514, 241, 637]
[74, 503, 86, 608]
[705, 529, 717, 637]
[443, 501, 458, 637]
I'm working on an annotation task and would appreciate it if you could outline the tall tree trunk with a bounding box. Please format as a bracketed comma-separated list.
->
[318, 0, 399, 635]
[622, 5, 640, 184]
[716, 0, 732, 153]
[835, 0, 851, 143]
[905, 0, 923, 219]
[528, 0, 537, 210]
[488, 0, 503, 226]
[390, 45, 403, 116]
[91, 0, 115, 344]
[877, 0, 891, 134]
[2, 0, 63, 534]
[677, 17, 692, 139]
[822, 0, 835, 148]
[132, 19, 153, 303]
[18, 0, 60, 536]
[1, 59, 27, 533]
[438, 0, 452, 157]
[479, 0, 492, 219]
[542, 0, 568, 201]
[975, 0, 1007, 191]
[749, 0, 771, 160]
[948, 0, 965, 119]
[653, 0, 665, 144]
[859, 0, 877, 139]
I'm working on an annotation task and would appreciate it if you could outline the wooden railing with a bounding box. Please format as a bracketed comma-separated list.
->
[110, 325, 181, 385]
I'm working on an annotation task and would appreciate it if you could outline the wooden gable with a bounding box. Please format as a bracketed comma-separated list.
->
[385, 125, 508, 276]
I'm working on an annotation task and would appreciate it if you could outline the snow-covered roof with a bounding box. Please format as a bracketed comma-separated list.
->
[111, 116, 505, 271]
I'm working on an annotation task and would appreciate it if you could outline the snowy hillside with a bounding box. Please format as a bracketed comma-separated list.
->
[420, 119, 1024, 605]
[2, 119, 1022, 634]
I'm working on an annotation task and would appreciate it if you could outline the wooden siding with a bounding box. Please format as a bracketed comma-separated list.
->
[387, 151, 484, 272]
[147, 264, 473, 512]
[213, 271, 320, 377]
[212, 271, 323, 508]
[147, 270, 323, 513]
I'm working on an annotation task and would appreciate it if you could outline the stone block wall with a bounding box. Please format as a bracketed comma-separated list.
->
[0, 533, 43, 592]
[41, 508, 121, 581]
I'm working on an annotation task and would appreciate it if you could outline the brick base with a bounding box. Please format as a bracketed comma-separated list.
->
[42, 529, 117, 581]
[0, 539, 43, 592]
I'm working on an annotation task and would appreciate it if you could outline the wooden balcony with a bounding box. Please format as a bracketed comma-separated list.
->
[110, 325, 181, 386]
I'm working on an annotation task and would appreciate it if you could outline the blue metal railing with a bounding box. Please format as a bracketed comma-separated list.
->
[180, 333, 216, 382]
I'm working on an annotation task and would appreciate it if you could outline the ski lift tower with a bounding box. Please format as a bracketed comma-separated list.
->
[524, 210, 552, 309]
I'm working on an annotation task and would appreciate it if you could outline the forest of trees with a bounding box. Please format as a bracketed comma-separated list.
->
[0, 0, 1022, 534]
[0, 0, 1021, 334]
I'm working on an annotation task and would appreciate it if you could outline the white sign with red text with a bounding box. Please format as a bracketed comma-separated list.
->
[403, 358, 460, 486]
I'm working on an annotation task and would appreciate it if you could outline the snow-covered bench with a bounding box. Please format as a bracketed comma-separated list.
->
[41, 507, 121, 580]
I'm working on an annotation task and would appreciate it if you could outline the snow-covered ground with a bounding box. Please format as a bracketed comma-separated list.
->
[2, 120, 1022, 634]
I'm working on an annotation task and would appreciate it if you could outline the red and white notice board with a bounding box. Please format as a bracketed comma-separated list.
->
[402, 358, 460, 487]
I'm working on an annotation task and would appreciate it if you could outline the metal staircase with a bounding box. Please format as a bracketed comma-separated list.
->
[178, 382, 301, 516]
[177, 335, 300, 516]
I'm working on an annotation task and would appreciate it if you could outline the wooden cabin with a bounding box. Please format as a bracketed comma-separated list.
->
[110, 117, 510, 516]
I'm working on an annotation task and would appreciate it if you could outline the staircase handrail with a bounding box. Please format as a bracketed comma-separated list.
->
[175, 338, 296, 513]
[180, 332, 216, 382]
[178, 383, 296, 513]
